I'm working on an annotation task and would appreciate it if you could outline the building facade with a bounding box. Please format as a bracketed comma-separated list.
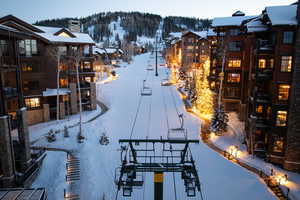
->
[0, 15, 97, 125]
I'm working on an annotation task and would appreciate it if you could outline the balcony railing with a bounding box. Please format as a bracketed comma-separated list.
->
[255, 92, 271, 104]
[0, 56, 17, 67]
[255, 69, 273, 81]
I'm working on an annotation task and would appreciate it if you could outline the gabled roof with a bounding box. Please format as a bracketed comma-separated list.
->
[0, 15, 43, 32]
[53, 28, 76, 38]
[264, 4, 297, 26]
[0, 15, 95, 45]
[212, 15, 257, 28]
[182, 31, 201, 38]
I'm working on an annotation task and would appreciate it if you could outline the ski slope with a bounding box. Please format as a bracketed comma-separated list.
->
[32, 53, 276, 200]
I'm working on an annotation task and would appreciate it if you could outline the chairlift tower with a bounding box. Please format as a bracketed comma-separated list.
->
[115, 139, 202, 200]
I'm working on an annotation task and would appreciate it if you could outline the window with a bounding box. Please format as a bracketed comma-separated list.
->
[278, 84, 290, 101]
[258, 59, 266, 69]
[283, 31, 294, 44]
[280, 56, 292, 72]
[83, 61, 91, 70]
[228, 41, 241, 51]
[19, 40, 37, 57]
[85, 77, 92, 82]
[58, 32, 71, 38]
[21, 63, 39, 72]
[22, 64, 33, 72]
[60, 78, 68, 87]
[0, 40, 8, 56]
[273, 137, 284, 153]
[229, 29, 240, 36]
[25, 98, 40, 109]
[23, 81, 39, 91]
[224, 87, 240, 97]
[269, 59, 274, 68]
[227, 73, 240, 83]
[256, 105, 263, 113]
[276, 111, 288, 127]
[228, 59, 241, 68]
[58, 46, 67, 55]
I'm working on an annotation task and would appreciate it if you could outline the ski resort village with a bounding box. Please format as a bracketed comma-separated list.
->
[2, 0, 300, 199]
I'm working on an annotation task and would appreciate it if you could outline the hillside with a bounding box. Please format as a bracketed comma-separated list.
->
[35, 11, 212, 47]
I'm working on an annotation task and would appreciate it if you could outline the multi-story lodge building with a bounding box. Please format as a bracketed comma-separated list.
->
[211, 11, 256, 118]
[209, 3, 300, 171]
[243, 4, 300, 170]
[0, 15, 96, 125]
[0, 24, 46, 187]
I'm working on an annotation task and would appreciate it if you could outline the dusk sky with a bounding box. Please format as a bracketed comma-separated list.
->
[2, 0, 296, 23]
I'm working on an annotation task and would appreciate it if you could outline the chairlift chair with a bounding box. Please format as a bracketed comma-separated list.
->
[141, 80, 152, 96]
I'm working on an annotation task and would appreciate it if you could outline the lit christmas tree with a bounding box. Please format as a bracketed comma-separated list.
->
[192, 60, 214, 120]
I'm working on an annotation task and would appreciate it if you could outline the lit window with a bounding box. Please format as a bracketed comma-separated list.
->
[85, 77, 92, 82]
[276, 111, 288, 127]
[58, 32, 71, 38]
[273, 137, 284, 153]
[269, 59, 274, 68]
[256, 105, 263, 113]
[25, 98, 40, 109]
[22, 64, 33, 72]
[228, 59, 241, 68]
[283, 31, 294, 44]
[280, 56, 292, 72]
[60, 78, 68, 87]
[258, 59, 266, 69]
[278, 84, 290, 101]
[227, 73, 240, 83]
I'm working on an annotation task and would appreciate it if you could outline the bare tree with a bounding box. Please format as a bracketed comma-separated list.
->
[69, 47, 85, 142]
[47, 46, 62, 121]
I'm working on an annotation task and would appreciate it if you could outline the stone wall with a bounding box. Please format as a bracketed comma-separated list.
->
[26, 109, 44, 125]
[0, 116, 15, 186]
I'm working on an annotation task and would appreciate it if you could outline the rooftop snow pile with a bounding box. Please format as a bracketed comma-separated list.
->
[246, 16, 268, 32]
[169, 32, 182, 39]
[265, 4, 297, 26]
[212, 15, 256, 27]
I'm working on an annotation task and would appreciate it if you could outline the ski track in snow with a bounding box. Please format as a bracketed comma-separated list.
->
[32, 53, 276, 200]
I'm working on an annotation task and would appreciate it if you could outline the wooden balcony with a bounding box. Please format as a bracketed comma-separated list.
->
[255, 69, 273, 81]
[255, 39, 274, 55]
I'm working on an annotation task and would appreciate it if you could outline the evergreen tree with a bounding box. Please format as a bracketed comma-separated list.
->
[210, 105, 229, 135]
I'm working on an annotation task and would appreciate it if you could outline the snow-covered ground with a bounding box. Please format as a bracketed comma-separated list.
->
[31, 53, 276, 200]
[211, 112, 300, 200]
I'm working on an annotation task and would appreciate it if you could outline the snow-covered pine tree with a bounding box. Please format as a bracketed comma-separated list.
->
[210, 105, 228, 135]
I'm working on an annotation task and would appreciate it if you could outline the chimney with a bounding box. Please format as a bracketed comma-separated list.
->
[68, 20, 81, 33]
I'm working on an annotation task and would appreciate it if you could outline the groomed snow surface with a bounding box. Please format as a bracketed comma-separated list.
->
[32, 53, 276, 200]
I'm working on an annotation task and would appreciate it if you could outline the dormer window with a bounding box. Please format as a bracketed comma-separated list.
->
[58, 32, 71, 38]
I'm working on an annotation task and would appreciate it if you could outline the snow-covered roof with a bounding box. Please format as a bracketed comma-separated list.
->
[35, 31, 94, 44]
[212, 15, 257, 27]
[93, 46, 106, 54]
[105, 48, 119, 54]
[42, 88, 70, 97]
[265, 4, 297, 26]
[245, 16, 268, 33]
[207, 28, 217, 37]
[169, 32, 182, 39]
[193, 31, 208, 38]
[0, 24, 19, 32]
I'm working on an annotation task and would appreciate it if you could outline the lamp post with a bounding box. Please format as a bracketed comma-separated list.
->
[155, 36, 158, 77]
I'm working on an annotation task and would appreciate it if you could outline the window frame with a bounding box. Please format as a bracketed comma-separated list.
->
[280, 56, 293, 72]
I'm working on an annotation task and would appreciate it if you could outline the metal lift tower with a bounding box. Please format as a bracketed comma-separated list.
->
[115, 138, 202, 200]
